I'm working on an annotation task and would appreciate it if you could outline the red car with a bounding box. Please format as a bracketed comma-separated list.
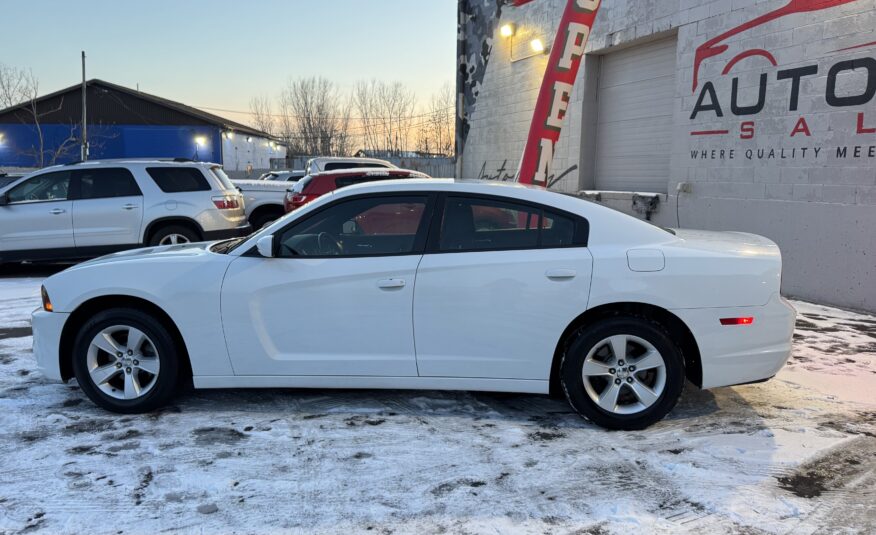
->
[283, 168, 430, 213]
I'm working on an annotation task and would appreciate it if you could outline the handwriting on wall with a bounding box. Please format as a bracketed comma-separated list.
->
[477, 160, 578, 189]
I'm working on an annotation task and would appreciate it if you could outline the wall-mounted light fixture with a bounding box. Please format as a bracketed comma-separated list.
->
[194, 136, 207, 146]
[530, 39, 545, 53]
[0, 133, 5, 144]
[224, 131, 234, 140]
[500, 23, 516, 38]
[246, 136, 253, 143]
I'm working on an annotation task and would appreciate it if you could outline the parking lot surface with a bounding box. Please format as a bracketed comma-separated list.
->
[0, 266, 874, 534]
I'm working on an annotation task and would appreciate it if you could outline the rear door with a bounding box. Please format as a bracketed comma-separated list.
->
[70, 168, 144, 247]
[0, 171, 74, 253]
[413, 194, 593, 380]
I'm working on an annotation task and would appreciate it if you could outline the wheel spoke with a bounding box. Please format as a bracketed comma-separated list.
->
[136, 357, 159, 375]
[633, 350, 664, 371]
[608, 335, 627, 361]
[169, 235, 178, 245]
[629, 381, 660, 407]
[597, 382, 622, 412]
[124, 372, 141, 399]
[582, 359, 614, 377]
[91, 364, 121, 385]
[126, 328, 147, 355]
[92, 332, 121, 355]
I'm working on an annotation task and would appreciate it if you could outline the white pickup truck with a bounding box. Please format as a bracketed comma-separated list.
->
[232, 179, 294, 229]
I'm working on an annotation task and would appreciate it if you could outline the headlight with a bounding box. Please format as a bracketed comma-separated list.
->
[40, 285, 53, 312]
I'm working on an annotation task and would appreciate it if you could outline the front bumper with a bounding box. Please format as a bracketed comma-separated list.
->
[203, 223, 253, 241]
[32, 309, 70, 382]
[673, 293, 796, 389]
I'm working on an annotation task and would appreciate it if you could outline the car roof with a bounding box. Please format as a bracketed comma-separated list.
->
[310, 168, 428, 179]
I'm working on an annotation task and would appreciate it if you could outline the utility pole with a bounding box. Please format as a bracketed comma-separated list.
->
[80, 51, 87, 161]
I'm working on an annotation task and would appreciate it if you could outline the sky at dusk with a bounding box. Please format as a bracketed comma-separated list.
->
[0, 0, 457, 125]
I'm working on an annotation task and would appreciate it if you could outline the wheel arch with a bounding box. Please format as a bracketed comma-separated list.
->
[59, 294, 193, 383]
[142, 217, 204, 245]
[549, 302, 703, 395]
[248, 203, 285, 226]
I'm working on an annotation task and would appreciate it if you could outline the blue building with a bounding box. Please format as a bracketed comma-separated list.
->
[0, 79, 284, 172]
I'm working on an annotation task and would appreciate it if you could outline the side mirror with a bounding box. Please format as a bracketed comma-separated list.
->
[256, 235, 275, 258]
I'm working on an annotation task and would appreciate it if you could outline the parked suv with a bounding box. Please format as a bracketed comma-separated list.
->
[284, 168, 430, 213]
[0, 159, 250, 264]
[257, 170, 305, 182]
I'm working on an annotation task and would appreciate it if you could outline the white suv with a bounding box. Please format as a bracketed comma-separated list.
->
[0, 159, 250, 264]
[304, 157, 395, 175]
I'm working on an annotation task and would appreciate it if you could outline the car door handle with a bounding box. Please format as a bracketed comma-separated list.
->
[122, 203, 138, 210]
[377, 278, 406, 289]
[49, 208, 66, 215]
[545, 269, 576, 280]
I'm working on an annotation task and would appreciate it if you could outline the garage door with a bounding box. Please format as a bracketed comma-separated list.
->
[594, 37, 677, 193]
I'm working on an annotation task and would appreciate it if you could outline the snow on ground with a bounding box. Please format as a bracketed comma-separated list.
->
[0, 267, 874, 534]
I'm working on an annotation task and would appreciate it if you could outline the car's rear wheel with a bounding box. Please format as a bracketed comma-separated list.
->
[560, 316, 684, 430]
[149, 225, 199, 246]
[72, 308, 181, 413]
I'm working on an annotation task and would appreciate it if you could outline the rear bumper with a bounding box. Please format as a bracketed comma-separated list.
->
[672, 293, 796, 389]
[32, 309, 70, 382]
[203, 223, 253, 241]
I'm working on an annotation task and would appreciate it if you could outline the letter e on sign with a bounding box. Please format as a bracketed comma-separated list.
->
[546, 82, 574, 130]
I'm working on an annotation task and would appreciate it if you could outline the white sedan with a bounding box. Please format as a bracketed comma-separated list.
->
[33, 179, 796, 429]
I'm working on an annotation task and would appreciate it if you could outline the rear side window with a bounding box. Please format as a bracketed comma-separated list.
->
[146, 167, 210, 193]
[438, 196, 586, 252]
[209, 166, 236, 191]
[74, 168, 141, 199]
[324, 162, 391, 171]
[334, 174, 394, 189]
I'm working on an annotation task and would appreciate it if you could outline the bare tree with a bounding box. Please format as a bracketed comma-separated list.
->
[280, 77, 353, 157]
[248, 95, 276, 136]
[416, 82, 455, 156]
[354, 80, 417, 155]
[0, 63, 79, 167]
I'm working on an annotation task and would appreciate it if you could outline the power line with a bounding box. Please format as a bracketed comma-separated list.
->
[194, 104, 455, 122]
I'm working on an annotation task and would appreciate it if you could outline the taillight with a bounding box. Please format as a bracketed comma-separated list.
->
[720, 317, 754, 326]
[212, 196, 240, 210]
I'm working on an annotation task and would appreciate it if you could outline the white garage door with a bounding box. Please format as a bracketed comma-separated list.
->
[594, 37, 677, 193]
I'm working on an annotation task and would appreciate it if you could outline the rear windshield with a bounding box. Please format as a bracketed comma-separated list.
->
[146, 167, 211, 193]
[209, 166, 236, 191]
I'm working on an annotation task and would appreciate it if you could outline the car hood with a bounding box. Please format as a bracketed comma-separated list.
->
[68, 242, 218, 270]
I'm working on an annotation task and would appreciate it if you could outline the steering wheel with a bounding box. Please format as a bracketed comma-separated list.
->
[317, 232, 342, 255]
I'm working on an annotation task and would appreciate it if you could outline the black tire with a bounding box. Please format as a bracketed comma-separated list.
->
[72, 308, 182, 413]
[250, 209, 283, 230]
[148, 224, 199, 246]
[560, 316, 684, 430]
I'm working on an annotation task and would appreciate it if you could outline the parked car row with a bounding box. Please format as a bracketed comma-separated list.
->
[0, 156, 432, 264]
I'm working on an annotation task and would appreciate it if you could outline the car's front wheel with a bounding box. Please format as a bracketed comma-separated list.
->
[560, 316, 684, 430]
[72, 308, 181, 413]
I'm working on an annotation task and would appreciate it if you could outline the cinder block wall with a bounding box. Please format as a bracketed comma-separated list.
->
[458, 0, 876, 311]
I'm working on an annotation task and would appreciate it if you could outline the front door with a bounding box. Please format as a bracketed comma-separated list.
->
[413, 194, 593, 380]
[71, 168, 144, 248]
[221, 193, 434, 376]
[0, 171, 74, 254]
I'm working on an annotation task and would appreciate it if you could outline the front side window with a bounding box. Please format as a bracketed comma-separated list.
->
[7, 171, 71, 203]
[438, 197, 582, 252]
[74, 168, 141, 199]
[146, 167, 210, 193]
[277, 195, 428, 257]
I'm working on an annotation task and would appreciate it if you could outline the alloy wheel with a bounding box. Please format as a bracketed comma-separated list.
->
[158, 234, 190, 246]
[86, 325, 161, 400]
[581, 334, 667, 415]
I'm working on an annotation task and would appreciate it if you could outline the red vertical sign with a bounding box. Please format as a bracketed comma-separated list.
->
[517, 0, 601, 186]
